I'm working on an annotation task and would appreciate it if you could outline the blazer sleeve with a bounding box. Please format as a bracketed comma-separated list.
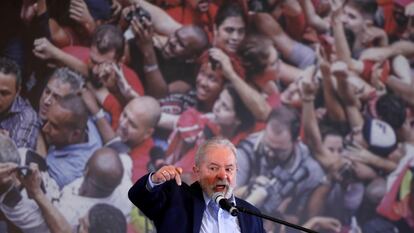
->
[128, 174, 171, 220]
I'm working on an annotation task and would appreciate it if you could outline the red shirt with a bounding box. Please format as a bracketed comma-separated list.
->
[284, 13, 307, 41]
[130, 138, 154, 182]
[377, 0, 408, 39]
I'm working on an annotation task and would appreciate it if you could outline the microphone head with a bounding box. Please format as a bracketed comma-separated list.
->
[212, 192, 224, 203]
[211, 192, 239, 216]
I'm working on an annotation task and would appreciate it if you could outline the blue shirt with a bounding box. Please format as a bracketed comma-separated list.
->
[46, 119, 102, 189]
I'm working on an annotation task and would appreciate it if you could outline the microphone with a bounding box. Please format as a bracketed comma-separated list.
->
[212, 192, 239, 216]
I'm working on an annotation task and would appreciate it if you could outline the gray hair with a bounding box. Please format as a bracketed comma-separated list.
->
[50, 67, 84, 93]
[0, 135, 20, 164]
[194, 137, 237, 166]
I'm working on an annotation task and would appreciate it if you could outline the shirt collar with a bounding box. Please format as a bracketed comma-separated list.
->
[7, 96, 24, 114]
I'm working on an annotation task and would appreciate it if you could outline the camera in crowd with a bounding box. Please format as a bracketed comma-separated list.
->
[17, 166, 32, 177]
[338, 162, 356, 183]
[125, 7, 152, 23]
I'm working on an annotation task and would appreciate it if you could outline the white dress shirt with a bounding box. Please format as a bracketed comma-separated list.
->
[199, 192, 241, 233]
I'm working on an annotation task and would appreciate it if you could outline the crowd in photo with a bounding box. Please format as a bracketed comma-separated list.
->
[0, 0, 414, 232]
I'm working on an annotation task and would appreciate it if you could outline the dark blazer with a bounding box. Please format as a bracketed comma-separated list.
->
[128, 174, 265, 233]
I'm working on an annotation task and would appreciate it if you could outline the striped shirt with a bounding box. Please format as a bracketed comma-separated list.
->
[0, 96, 39, 149]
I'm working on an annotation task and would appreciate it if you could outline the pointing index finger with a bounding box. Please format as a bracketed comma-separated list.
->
[174, 167, 183, 186]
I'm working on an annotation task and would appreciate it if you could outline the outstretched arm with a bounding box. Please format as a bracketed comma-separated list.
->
[133, 0, 182, 36]
[128, 165, 183, 219]
[250, 13, 296, 61]
[317, 46, 347, 122]
[333, 62, 365, 145]
[209, 48, 271, 121]
[33, 37, 88, 76]
[81, 87, 116, 144]
[19, 164, 72, 233]
[330, 0, 362, 72]
[360, 40, 414, 62]
[130, 15, 168, 98]
[300, 67, 335, 169]
[157, 112, 179, 130]
[298, 0, 330, 33]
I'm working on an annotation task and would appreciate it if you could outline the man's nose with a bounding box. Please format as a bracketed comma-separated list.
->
[199, 76, 209, 86]
[44, 93, 53, 105]
[230, 31, 239, 40]
[42, 122, 50, 133]
[216, 167, 227, 179]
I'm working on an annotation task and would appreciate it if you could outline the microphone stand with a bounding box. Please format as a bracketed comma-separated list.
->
[235, 205, 318, 233]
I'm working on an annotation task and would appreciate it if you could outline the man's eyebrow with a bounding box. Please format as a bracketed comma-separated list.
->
[208, 163, 219, 166]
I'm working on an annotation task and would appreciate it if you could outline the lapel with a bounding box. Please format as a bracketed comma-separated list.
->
[237, 199, 248, 233]
[190, 182, 206, 233]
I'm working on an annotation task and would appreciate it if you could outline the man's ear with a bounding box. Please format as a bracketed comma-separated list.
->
[69, 128, 82, 143]
[192, 165, 199, 178]
[143, 127, 154, 141]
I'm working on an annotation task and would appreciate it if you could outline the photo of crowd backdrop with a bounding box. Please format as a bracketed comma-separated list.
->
[0, 0, 414, 232]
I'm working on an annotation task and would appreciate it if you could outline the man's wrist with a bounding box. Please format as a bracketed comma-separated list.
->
[92, 108, 105, 122]
[31, 190, 46, 201]
[302, 95, 315, 102]
[146, 173, 164, 191]
[144, 64, 159, 73]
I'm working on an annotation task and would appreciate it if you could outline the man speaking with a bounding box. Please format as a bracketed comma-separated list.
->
[128, 137, 265, 233]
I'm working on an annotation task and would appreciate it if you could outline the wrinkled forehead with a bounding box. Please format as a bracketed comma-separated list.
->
[202, 145, 237, 164]
[262, 118, 292, 141]
[89, 45, 117, 65]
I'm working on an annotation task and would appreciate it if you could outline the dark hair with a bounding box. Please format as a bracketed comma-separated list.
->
[46, 0, 72, 25]
[57, 94, 88, 130]
[88, 204, 126, 233]
[238, 35, 274, 76]
[214, 2, 248, 28]
[320, 125, 344, 141]
[376, 94, 406, 129]
[91, 24, 125, 61]
[0, 57, 21, 88]
[267, 105, 300, 141]
[226, 85, 255, 132]
[346, 0, 378, 20]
